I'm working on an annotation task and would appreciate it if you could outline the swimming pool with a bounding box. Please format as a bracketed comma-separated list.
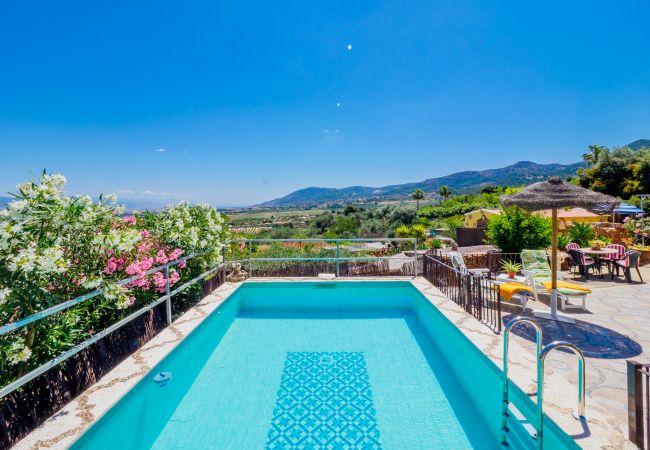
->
[71, 282, 577, 449]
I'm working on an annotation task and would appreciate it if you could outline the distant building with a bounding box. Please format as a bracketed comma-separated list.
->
[464, 209, 501, 228]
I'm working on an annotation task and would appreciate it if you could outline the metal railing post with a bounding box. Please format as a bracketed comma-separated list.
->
[627, 360, 646, 448]
[222, 245, 227, 281]
[248, 239, 253, 277]
[336, 240, 340, 277]
[412, 238, 418, 276]
[164, 266, 172, 325]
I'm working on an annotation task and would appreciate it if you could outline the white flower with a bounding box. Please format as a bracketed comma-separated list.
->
[37, 246, 69, 274]
[7, 200, 28, 212]
[8, 246, 37, 272]
[0, 287, 10, 305]
[7, 337, 32, 366]
[82, 277, 103, 290]
[17, 183, 34, 194]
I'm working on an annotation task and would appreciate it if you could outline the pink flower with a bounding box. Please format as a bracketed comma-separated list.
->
[155, 250, 169, 265]
[140, 229, 150, 239]
[73, 274, 87, 285]
[129, 276, 147, 287]
[125, 262, 143, 276]
[124, 216, 136, 225]
[178, 260, 187, 269]
[128, 296, 136, 306]
[169, 248, 183, 261]
[137, 241, 153, 253]
[169, 271, 180, 285]
[104, 258, 119, 274]
[139, 257, 154, 272]
[153, 272, 167, 293]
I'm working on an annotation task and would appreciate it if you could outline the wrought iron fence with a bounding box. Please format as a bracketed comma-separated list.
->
[628, 360, 650, 449]
[422, 254, 502, 332]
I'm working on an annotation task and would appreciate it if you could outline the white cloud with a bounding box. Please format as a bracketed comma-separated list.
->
[155, 148, 166, 153]
[346, 44, 352, 51]
[115, 189, 135, 194]
[142, 190, 176, 197]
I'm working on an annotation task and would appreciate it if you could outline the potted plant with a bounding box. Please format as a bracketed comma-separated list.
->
[588, 239, 607, 251]
[501, 259, 522, 279]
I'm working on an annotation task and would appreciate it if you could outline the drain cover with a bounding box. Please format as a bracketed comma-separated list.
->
[153, 372, 172, 386]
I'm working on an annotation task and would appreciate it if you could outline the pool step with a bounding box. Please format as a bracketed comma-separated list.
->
[502, 401, 536, 449]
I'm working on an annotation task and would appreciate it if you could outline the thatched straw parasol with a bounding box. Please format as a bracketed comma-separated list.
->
[501, 177, 619, 321]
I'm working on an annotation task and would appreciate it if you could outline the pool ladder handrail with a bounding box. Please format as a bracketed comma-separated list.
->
[502, 317, 588, 450]
[502, 317, 543, 447]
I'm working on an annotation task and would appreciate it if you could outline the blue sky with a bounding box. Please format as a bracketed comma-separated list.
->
[1, 1, 649, 206]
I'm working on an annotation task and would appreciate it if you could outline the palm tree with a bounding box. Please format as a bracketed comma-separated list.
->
[438, 185, 452, 201]
[411, 188, 425, 210]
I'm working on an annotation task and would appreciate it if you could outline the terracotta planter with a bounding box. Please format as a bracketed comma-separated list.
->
[507, 271, 516, 279]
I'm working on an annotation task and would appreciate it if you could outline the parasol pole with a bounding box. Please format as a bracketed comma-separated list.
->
[550, 208, 558, 319]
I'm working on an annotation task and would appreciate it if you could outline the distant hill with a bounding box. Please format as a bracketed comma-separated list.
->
[258, 160, 586, 207]
[626, 139, 650, 151]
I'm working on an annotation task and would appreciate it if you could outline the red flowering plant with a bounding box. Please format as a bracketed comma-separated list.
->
[102, 217, 186, 304]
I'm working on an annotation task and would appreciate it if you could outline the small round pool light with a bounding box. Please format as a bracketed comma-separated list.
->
[154, 372, 172, 386]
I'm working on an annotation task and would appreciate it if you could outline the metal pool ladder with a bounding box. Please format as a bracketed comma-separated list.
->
[501, 317, 588, 449]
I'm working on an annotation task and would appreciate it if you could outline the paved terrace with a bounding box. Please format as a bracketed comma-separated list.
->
[499, 263, 650, 444]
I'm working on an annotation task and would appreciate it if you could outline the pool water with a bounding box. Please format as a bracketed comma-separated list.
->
[72, 282, 577, 449]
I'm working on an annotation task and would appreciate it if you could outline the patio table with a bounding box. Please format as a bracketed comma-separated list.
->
[579, 247, 618, 278]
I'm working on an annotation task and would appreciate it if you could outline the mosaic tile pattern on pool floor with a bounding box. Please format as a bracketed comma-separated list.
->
[266, 351, 381, 449]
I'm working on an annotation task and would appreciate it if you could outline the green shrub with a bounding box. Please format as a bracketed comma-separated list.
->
[567, 222, 595, 247]
[556, 234, 571, 251]
[429, 239, 443, 250]
[394, 224, 428, 241]
[485, 207, 551, 253]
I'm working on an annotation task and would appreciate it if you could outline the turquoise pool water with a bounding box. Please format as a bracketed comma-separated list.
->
[71, 282, 577, 449]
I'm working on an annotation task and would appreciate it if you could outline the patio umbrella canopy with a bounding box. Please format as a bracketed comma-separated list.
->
[501, 177, 619, 321]
[501, 177, 619, 214]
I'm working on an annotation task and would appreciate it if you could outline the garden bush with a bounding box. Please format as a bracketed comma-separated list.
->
[485, 207, 551, 253]
[0, 173, 230, 387]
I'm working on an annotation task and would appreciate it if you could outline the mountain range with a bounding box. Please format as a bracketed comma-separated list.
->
[258, 161, 586, 207]
[258, 139, 650, 208]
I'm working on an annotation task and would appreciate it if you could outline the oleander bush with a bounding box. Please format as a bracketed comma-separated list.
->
[0, 172, 229, 387]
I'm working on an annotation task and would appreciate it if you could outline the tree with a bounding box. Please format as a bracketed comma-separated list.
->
[411, 188, 425, 210]
[438, 185, 452, 201]
[577, 144, 650, 198]
[485, 207, 552, 253]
